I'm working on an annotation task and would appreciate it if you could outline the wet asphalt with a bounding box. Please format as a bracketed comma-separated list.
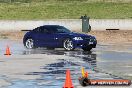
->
[0, 39, 132, 88]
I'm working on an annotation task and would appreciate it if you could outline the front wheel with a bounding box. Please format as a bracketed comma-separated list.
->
[25, 38, 35, 49]
[82, 47, 92, 51]
[63, 39, 74, 51]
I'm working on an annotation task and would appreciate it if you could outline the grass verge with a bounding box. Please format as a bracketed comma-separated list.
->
[0, 1, 132, 19]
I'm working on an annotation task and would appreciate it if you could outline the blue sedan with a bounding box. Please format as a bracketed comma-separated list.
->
[23, 25, 97, 51]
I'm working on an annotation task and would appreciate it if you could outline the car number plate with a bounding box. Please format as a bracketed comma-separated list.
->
[89, 42, 93, 44]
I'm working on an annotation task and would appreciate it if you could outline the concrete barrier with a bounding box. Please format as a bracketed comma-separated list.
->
[91, 19, 132, 30]
[0, 19, 132, 31]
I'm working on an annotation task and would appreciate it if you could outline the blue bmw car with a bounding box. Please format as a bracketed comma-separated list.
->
[23, 25, 97, 51]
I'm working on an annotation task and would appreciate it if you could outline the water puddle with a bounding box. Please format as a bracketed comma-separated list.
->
[0, 40, 132, 87]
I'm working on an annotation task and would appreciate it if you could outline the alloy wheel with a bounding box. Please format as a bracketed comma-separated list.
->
[25, 39, 34, 49]
[63, 39, 74, 51]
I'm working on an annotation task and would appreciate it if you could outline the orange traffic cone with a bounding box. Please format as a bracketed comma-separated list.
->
[4, 46, 11, 55]
[63, 69, 74, 88]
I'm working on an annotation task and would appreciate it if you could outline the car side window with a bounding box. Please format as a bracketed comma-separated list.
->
[39, 26, 49, 33]
[43, 29, 49, 33]
[33, 27, 41, 32]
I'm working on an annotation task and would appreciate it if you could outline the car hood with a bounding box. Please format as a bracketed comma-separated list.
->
[69, 32, 93, 38]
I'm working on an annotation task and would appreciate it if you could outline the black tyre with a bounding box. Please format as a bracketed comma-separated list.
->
[82, 47, 92, 51]
[63, 39, 74, 51]
[79, 77, 91, 86]
[25, 38, 35, 49]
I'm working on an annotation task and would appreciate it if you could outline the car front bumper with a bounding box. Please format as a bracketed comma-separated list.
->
[73, 39, 97, 48]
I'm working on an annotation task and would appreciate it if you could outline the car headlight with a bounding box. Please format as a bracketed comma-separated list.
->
[73, 37, 83, 40]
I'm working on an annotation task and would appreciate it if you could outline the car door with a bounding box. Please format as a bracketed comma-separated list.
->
[45, 27, 60, 47]
[35, 26, 58, 47]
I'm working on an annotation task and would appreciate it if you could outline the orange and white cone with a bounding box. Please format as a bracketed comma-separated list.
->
[4, 45, 11, 55]
[63, 69, 74, 88]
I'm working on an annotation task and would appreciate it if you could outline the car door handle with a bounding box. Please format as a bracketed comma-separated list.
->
[55, 38, 58, 40]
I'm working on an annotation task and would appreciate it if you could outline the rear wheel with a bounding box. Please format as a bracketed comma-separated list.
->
[82, 47, 92, 51]
[63, 39, 74, 51]
[25, 38, 35, 49]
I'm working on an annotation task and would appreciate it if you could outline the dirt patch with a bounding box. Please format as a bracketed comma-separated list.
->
[89, 30, 132, 44]
[0, 31, 24, 40]
[0, 30, 132, 44]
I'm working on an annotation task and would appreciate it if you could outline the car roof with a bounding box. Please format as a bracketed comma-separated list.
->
[34, 25, 64, 30]
[39, 25, 64, 29]
[43, 25, 62, 27]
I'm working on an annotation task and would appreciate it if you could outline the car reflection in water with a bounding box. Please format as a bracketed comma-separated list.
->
[23, 49, 97, 87]
[7, 48, 123, 88]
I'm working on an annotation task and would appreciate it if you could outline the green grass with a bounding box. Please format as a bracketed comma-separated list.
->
[0, 1, 132, 19]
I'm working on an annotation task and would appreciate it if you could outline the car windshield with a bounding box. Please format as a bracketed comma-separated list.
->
[48, 26, 71, 33]
[56, 26, 71, 33]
